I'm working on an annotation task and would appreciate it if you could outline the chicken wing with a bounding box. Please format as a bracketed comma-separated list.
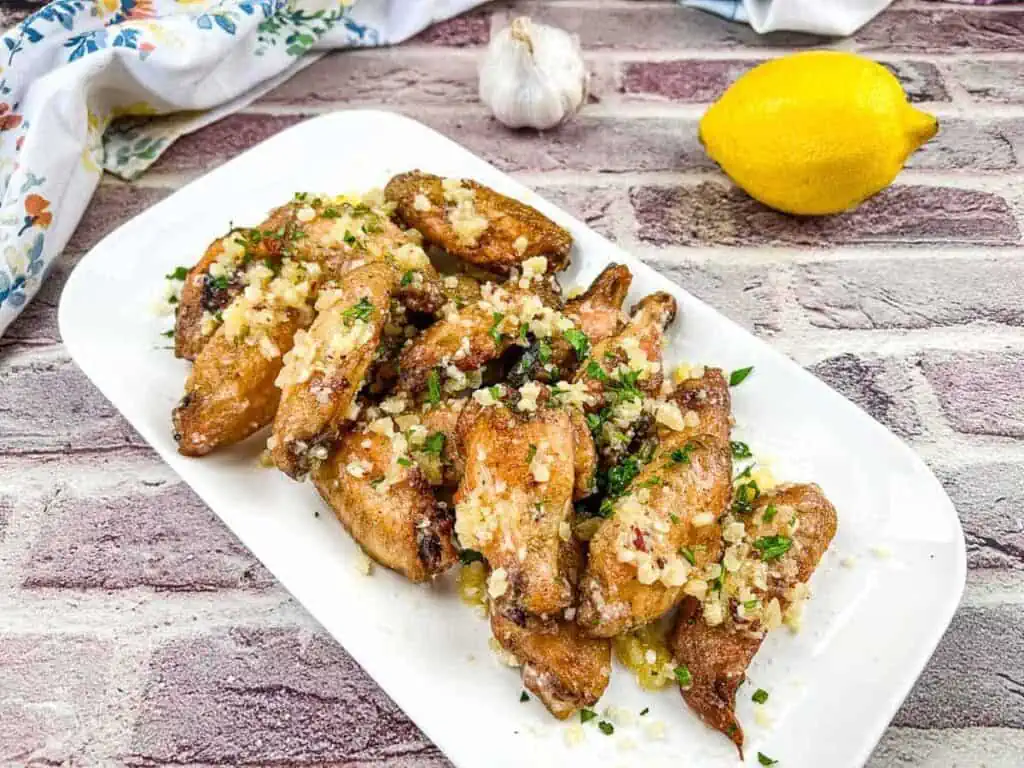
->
[271, 261, 395, 478]
[669, 483, 838, 754]
[454, 399, 581, 618]
[418, 397, 469, 488]
[174, 205, 295, 360]
[491, 612, 611, 720]
[173, 259, 322, 456]
[385, 171, 573, 275]
[397, 276, 561, 396]
[576, 369, 733, 637]
[508, 263, 632, 386]
[312, 421, 458, 582]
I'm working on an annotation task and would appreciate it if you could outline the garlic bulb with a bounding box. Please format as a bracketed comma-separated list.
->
[479, 16, 588, 130]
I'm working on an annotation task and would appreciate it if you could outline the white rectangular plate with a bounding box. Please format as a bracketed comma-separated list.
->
[59, 110, 965, 768]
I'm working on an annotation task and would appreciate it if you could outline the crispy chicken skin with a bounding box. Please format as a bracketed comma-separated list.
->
[174, 217, 289, 360]
[418, 398, 468, 488]
[312, 429, 458, 582]
[397, 277, 560, 395]
[577, 436, 731, 637]
[491, 612, 611, 720]
[271, 262, 394, 478]
[173, 259, 324, 457]
[669, 483, 838, 754]
[665, 367, 732, 445]
[510, 264, 632, 386]
[385, 171, 573, 275]
[455, 401, 580, 618]
[574, 292, 677, 412]
[569, 407, 598, 501]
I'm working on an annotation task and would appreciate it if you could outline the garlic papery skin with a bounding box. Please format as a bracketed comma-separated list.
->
[479, 16, 587, 131]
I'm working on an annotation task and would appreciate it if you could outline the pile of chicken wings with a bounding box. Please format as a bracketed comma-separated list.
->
[169, 172, 837, 755]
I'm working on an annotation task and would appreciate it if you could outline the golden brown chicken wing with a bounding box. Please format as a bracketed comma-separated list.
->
[173, 259, 322, 456]
[397, 276, 561, 395]
[491, 612, 611, 720]
[454, 399, 582, 618]
[577, 436, 731, 637]
[271, 262, 395, 478]
[508, 264, 633, 386]
[574, 291, 677, 413]
[669, 483, 838, 754]
[385, 171, 573, 275]
[312, 422, 458, 582]
[174, 206, 293, 360]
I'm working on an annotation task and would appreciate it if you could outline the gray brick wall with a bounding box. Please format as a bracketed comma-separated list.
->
[2, 1, 1023, 764]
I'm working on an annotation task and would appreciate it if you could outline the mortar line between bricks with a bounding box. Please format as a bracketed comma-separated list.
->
[637, 246, 1024, 267]
[770, 325, 1024, 358]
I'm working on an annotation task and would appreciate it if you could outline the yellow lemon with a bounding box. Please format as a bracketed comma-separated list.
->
[699, 51, 938, 216]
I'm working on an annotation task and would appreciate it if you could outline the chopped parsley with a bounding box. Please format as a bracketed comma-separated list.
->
[537, 339, 552, 364]
[208, 275, 229, 292]
[564, 328, 590, 359]
[343, 231, 357, 246]
[458, 549, 484, 565]
[489, 385, 503, 402]
[167, 295, 178, 305]
[638, 476, 662, 488]
[518, 322, 529, 341]
[762, 504, 778, 523]
[673, 665, 693, 688]
[342, 297, 374, 323]
[427, 370, 441, 405]
[423, 432, 446, 455]
[161, 329, 175, 338]
[606, 456, 641, 498]
[488, 312, 505, 345]
[752, 688, 769, 704]
[322, 206, 341, 219]
[680, 546, 696, 565]
[640, 707, 649, 717]
[526, 443, 537, 463]
[753, 535, 792, 561]
[400, 270, 415, 287]
[520, 691, 530, 703]
[743, 598, 760, 611]
[166, 266, 188, 281]
[585, 360, 609, 383]
[729, 366, 754, 386]
[580, 708, 597, 724]
[597, 721, 614, 735]
[397, 457, 413, 468]
[369, 476, 385, 488]
[667, 442, 696, 466]
[757, 754, 778, 766]
[732, 479, 760, 516]
[730, 441, 752, 459]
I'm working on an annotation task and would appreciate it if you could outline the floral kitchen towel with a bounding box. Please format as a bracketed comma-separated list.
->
[0, 0, 484, 337]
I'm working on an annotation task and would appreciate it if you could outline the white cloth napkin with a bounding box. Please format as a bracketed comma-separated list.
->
[683, 0, 896, 35]
[0, 0, 484, 338]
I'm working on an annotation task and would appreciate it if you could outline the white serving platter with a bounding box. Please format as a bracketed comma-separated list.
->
[59, 110, 965, 768]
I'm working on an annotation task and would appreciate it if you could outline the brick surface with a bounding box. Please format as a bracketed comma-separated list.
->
[531, 184, 623, 239]
[630, 183, 1020, 247]
[498, 4, 824, 50]
[66, 183, 171, 253]
[149, 113, 305, 174]
[0, 353, 145, 455]
[418, 113, 712, 173]
[936, 462, 1024, 570]
[648, 260, 783, 334]
[130, 628, 449, 766]
[794, 258, 1024, 330]
[23, 483, 271, 591]
[950, 60, 1024, 105]
[907, 118, 1021, 172]
[618, 59, 949, 104]
[407, 8, 490, 47]
[809, 353, 924, 438]
[260, 50, 480, 106]
[0, 635, 113, 764]
[855, 8, 1024, 52]
[894, 604, 1024, 728]
[922, 351, 1024, 439]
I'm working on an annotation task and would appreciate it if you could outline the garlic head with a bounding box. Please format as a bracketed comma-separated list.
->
[479, 16, 587, 131]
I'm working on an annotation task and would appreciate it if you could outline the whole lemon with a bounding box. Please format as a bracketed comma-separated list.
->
[699, 51, 938, 216]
